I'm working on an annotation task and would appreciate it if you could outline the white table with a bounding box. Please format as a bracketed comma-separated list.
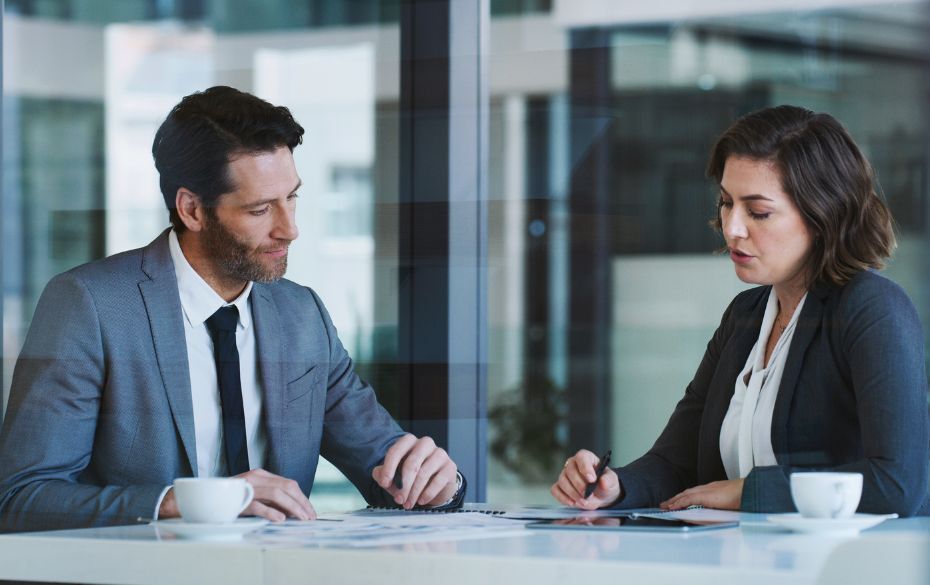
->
[0, 514, 927, 585]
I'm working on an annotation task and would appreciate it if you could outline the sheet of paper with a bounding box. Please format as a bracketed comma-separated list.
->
[250, 512, 529, 548]
[629, 507, 743, 523]
[497, 507, 634, 520]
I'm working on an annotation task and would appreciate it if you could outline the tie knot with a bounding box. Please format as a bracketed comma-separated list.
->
[206, 305, 239, 334]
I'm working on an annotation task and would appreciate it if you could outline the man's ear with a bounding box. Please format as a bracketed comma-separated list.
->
[175, 188, 206, 232]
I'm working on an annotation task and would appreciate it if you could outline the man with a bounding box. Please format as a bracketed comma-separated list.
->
[0, 86, 464, 532]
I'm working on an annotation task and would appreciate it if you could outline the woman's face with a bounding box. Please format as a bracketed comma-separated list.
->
[719, 156, 814, 292]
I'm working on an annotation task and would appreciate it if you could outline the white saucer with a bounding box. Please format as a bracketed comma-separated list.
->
[766, 513, 897, 535]
[155, 518, 268, 540]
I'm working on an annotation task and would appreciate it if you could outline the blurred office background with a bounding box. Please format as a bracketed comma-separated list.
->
[2, 0, 929, 510]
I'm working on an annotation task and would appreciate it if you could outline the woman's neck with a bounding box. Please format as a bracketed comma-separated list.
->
[773, 282, 808, 319]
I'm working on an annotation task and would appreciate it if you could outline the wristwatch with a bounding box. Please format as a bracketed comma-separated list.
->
[429, 472, 467, 511]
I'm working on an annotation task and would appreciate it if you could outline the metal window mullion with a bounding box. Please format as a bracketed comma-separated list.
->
[448, 0, 488, 502]
[399, 0, 489, 501]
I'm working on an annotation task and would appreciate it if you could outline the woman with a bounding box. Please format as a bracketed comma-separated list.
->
[552, 105, 930, 516]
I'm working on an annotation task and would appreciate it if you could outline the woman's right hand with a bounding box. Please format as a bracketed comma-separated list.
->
[550, 449, 622, 510]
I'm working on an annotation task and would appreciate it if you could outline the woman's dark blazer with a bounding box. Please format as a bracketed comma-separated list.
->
[612, 269, 930, 516]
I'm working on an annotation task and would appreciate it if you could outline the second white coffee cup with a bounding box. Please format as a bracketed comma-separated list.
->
[790, 472, 862, 519]
[173, 478, 254, 524]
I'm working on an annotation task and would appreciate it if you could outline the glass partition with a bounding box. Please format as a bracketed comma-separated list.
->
[486, 0, 930, 502]
[3, 0, 929, 518]
[2, 0, 401, 512]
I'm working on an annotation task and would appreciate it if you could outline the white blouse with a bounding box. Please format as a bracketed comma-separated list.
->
[719, 289, 808, 480]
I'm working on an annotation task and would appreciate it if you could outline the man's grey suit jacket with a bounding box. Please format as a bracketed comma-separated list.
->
[0, 230, 406, 532]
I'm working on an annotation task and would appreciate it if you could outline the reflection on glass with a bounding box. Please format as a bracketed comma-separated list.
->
[2, 1, 400, 511]
[4, 0, 930, 514]
[486, 2, 930, 504]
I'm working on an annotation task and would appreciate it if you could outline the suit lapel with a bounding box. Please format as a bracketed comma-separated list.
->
[771, 284, 828, 463]
[701, 290, 768, 479]
[138, 230, 198, 475]
[251, 284, 287, 476]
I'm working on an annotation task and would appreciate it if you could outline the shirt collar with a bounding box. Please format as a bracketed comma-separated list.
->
[168, 229, 253, 331]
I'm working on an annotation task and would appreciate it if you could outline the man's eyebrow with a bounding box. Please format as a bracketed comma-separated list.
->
[719, 186, 774, 202]
[242, 179, 302, 208]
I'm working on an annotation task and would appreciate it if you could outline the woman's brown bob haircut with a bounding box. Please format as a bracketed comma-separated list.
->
[707, 105, 895, 288]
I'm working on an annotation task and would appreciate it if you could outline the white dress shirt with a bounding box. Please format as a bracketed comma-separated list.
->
[720, 288, 807, 479]
[168, 229, 266, 477]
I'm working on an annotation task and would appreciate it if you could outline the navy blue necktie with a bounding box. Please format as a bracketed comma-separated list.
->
[205, 305, 250, 476]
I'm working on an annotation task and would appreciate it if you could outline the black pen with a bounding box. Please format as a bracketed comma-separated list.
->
[584, 449, 612, 499]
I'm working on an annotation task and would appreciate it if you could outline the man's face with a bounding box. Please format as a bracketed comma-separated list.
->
[202, 146, 301, 284]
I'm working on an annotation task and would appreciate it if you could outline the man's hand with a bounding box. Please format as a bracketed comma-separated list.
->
[157, 488, 181, 519]
[237, 469, 316, 521]
[371, 434, 458, 509]
[551, 449, 622, 510]
[158, 469, 316, 523]
[660, 479, 744, 511]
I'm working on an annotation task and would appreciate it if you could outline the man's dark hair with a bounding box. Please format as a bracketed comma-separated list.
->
[152, 86, 305, 232]
[707, 105, 895, 288]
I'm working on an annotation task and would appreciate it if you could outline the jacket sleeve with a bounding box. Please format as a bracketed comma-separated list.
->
[0, 274, 166, 532]
[742, 277, 930, 516]
[610, 295, 740, 509]
[307, 288, 416, 507]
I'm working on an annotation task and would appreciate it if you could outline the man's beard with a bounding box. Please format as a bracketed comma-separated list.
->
[202, 211, 289, 284]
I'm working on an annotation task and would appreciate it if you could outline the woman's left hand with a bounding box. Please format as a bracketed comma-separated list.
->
[660, 479, 745, 511]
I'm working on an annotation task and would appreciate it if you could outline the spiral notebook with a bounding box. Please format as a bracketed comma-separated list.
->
[359, 504, 740, 523]
[360, 504, 641, 519]
[360, 503, 508, 515]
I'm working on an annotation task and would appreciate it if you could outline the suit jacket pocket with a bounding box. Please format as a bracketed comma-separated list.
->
[285, 365, 321, 405]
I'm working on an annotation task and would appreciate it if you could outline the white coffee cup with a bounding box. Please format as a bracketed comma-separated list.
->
[790, 472, 862, 519]
[173, 478, 254, 524]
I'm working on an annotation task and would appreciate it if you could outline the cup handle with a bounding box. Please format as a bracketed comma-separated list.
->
[239, 482, 255, 515]
[831, 482, 845, 519]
